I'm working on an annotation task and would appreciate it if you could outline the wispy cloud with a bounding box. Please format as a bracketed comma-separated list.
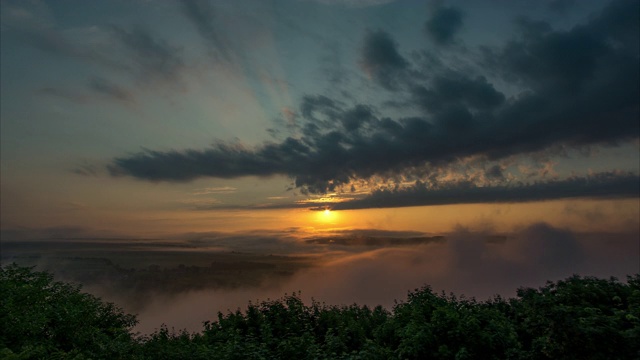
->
[71, 162, 101, 177]
[3, 1, 187, 101]
[191, 187, 237, 195]
[38, 87, 89, 103]
[266, 196, 288, 200]
[306, 0, 398, 7]
[108, 25, 185, 85]
[180, 0, 233, 61]
[87, 76, 135, 103]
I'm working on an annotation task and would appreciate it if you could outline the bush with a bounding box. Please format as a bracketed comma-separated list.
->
[0, 263, 138, 359]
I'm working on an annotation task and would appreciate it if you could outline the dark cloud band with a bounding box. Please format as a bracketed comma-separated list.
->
[331, 172, 640, 210]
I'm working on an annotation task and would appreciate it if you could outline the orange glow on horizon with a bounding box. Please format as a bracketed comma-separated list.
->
[313, 207, 340, 226]
[303, 208, 347, 228]
[48, 199, 638, 237]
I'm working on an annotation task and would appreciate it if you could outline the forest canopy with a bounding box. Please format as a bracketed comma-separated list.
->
[1, 263, 638, 359]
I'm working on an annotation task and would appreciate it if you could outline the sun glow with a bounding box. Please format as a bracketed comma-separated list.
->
[313, 207, 339, 225]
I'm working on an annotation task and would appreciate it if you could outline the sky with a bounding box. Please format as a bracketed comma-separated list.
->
[1, 0, 639, 330]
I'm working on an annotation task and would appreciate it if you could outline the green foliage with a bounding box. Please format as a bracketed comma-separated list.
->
[391, 287, 520, 359]
[509, 274, 640, 360]
[193, 293, 391, 359]
[1, 264, 638, 359]
[0, 263, 137, 359]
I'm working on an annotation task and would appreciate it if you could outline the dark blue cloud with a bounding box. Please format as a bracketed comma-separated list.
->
[107, 0, 639, 203]
[411, 72, 505, 113]
[425, 4, 463, 45]
[359, 29, 409, 90]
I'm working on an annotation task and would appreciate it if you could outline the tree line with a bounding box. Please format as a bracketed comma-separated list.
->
[1, 263, 638, 359]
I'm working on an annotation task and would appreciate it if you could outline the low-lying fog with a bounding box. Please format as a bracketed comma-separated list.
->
[2, 223, 637, 334]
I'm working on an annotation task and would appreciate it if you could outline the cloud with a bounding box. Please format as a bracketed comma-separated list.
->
[38, 87, 89, 103]
[191, 187, 237, 195]
[305, 233, 445, 248]
[425, 3, 464, 45]
[88, 77, 135, 103]
[107, 0, 639, 199]
[332, 172, 640, 210]
[1, 1, 78, 58]
[484, 164, 505, 181]
[11, 26, 77, 56]
[3, 1, 186, 100]
[71, 162, 101, 177]
[108, 26, 185, 84]
[411, 72, 505, 113]
[359, 29, 409, 90]
[547, 0, 577, 15]
[108, 141, 305, 181]
[180, 0, 232, 61]
[307, 0, 398, 7]
[40, 76, 137, 106]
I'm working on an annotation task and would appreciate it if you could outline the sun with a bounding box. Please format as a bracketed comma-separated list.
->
[314, 207, 338, 224]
